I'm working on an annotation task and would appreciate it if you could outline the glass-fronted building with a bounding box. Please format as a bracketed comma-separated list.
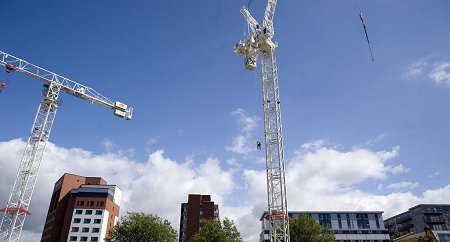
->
[260, 211, 390, 242]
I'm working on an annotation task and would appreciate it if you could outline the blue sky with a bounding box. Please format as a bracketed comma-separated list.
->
[1, 0, 450, 241]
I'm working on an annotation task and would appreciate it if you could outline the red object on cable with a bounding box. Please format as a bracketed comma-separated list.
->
[0, 207, 31, 215]
[5, 63, 16, 73]
[359, 12, 365, 24]
[0, 83, 6, 89]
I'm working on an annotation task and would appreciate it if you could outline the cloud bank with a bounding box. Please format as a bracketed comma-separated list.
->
[406, 58, 450, 87]
[1, 128, 449, 242]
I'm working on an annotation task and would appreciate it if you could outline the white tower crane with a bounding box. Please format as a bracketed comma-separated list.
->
[0, 50, 133, 242]
[234, 1, 290, 241]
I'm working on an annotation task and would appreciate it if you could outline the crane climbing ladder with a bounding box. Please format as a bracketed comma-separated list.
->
[0, 50, 133, 242]
[234, 0, 290, 241]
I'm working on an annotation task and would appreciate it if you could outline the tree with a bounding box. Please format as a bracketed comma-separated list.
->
[108, 212, 177, 242]
[289, 214, 335, 242]
[190, 217, 243, 242]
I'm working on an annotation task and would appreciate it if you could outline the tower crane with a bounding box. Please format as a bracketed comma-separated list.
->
[0, 50, 133, 242]
[234, 1, 290, 241]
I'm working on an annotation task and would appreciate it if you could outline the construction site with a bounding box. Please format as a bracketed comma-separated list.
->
[1, 1, 450, 242]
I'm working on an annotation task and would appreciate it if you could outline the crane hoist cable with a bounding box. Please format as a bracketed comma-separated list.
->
[356, 1, 374, 61]
[359, 11, 374, 61]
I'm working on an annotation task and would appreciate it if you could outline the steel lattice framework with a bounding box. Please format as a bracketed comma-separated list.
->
[0, 51, 133, 242]
[234, 0, 290, 241]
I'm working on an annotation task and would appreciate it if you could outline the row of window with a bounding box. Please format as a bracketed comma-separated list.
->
[69, 236, 98, 241]
[333, 230, 389, 234]
[75, 209, 103, 215]
[71, 227, 100, 233]
[73, 218, 102, 224]
[76, 200, 105, 207]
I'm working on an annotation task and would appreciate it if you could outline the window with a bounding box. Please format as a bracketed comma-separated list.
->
[357, 220, 370, 229]
[91, 237, 99, 242]
[89, 201, 94, 206]
[94, 219, 101, 224]
[75, 210, 83, 215]
[95, 210, 103, 215]
[319, 213, 332, 229]
[80, 201, 85, 206]
[73, 218, 81, 223]
[82, 227, 89, 233]
[85, 210, 93, 215]
[69, 236, 77, 241]
[80, 237, 88, 241]
[92, 228, 100, 233]
[71, 227, 79, 232]
[100, 201, 104, 206]
[83, 218, 91, 223]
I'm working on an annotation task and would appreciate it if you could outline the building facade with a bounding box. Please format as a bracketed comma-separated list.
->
[40, 173, 122, 242]
[384, 204, 450, 242]
[179, 194, 219, 242]
[260, 211, 390, 242]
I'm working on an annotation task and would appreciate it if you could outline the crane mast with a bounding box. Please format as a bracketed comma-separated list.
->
[234, 1, 290, 241]
[0, 51, 133, 242]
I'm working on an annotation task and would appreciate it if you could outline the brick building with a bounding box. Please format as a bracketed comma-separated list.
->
[179, 194, 219, 242]
[40, 173, 122, 242]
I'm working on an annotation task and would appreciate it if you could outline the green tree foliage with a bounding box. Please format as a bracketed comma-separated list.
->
[190, 217, 243, 242]
[108, 212, 177, 242]
[289, 214, 335, 242]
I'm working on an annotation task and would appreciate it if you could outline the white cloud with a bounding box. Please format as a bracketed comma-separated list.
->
[387, 181, 419, 190]
[226, 135, 253, 155]
[100, 139, 135, 157]
[357, 134, 386, 148]
[225, 108, 260, 156]
[386, 164, 410, 174]
[231, 108, 259, 133]
[242, 141, 450, 222]
[291, 143, 401, 192]
[144, 137, 158, 152]
[405, 59, 428, 78]
[1, 138, 450, 242]
[429, 171, 440, 178]
[429, 62, 450, 87]
[405, 58, 450, 88]
[146, 137, 157, 146]
[0, 139, 235, 241]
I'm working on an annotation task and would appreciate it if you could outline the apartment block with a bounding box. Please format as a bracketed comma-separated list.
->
[40, 173, 122, 242]
[179, 194, 219, 242]
[384, 204, 450, 241]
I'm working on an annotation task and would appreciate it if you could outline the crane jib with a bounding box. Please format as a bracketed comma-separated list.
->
[0, 50, 133, 242]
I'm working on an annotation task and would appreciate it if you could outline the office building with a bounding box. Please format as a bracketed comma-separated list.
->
[260, 211, 390, 242]
[179, 194, 219, 242]
[384, 204, 450, 241]
[40, 173, 122, 242]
